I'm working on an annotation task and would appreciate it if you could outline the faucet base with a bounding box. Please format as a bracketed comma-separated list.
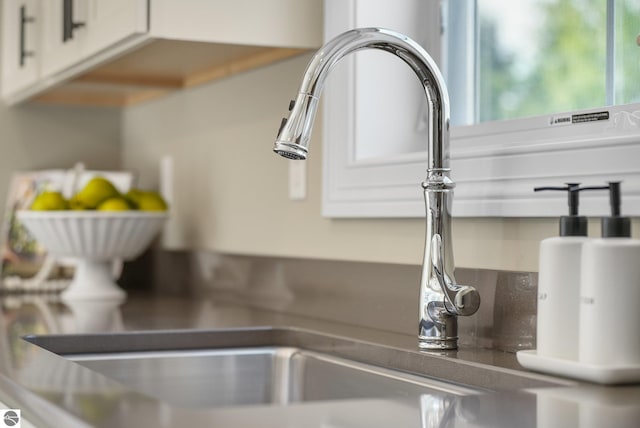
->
[419, 302, 459, 350]
[418, 337, 458, 350]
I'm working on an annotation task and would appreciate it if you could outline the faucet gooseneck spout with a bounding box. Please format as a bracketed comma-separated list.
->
[273, 28, 480, 350]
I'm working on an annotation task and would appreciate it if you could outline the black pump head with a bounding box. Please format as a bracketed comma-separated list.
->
[534, 183, 588, 236]
[602, 181, 631, 238]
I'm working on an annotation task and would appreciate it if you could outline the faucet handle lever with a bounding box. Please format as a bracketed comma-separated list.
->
[430, 235, 480, 316]
[453, 285, 481, 316]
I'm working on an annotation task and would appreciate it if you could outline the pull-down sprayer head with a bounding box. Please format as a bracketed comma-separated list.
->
[273, 93, 319, 160]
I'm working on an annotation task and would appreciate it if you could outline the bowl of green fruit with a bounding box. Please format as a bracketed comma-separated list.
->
[17, 177, 168, 302]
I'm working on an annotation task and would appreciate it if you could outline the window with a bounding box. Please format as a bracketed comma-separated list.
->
[322, 0, 640, 218]
[445, 0, 640, 125]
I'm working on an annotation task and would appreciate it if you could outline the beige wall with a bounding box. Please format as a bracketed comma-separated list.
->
[122, 54, 639, 273]
[0, 102, 122, 206]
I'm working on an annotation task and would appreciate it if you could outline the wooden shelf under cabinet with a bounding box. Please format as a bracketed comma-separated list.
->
[33, 39, 309, 107]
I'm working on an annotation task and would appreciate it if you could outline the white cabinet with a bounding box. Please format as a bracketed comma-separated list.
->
[39, 0, 148, 81]
[1, 0, 322, 106]
[1, 0, 40, 96]
[40, 0, 84, 76]
[3, 0, 148, 102]
[149, 0, 322, 48]
[82, 0, 147, 60]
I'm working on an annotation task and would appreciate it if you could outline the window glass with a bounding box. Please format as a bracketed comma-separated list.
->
[448, 0, 640, 126]
[477, 0, 606, 123]
[615, 1, 640, 105]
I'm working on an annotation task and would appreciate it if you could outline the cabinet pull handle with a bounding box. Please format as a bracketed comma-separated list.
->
[19, 5, 35, 67]
[63, 0, 85, 42]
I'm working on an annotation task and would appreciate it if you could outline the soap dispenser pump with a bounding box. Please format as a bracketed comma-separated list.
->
[600, 181, 631, 238]
[534, 183, 593, 360]
[579, 182, 640, 366]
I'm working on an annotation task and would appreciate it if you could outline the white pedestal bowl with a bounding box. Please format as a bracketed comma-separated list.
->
[17, 211, 167, 301]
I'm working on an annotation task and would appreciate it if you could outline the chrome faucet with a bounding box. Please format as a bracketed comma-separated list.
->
[273, 28, 480, 350]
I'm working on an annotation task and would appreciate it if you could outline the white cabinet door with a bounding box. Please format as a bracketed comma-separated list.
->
[83, 0, 147, 58]
[40, 0, 86, 76]
[1, 0, 40, 96]
[41, 0, 147, 77]
[149, 0, 321, 48]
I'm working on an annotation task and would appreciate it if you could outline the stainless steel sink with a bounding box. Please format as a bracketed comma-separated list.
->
[25, 327, 484, 409]
[65, 346, 475, 408]
[19, 327, 572, 427]
[24, 326, 563, 413]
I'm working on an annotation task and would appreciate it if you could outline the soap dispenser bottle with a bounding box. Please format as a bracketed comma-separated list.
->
[579, 182, 640, 366]
[534, 183, 591, 360]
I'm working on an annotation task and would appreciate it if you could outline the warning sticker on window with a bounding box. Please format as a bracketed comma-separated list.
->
[549, 111, 609, 126]
[572, 111, 609, 123]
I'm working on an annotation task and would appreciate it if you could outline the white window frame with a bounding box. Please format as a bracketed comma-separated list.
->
[322, 0, 640, 218]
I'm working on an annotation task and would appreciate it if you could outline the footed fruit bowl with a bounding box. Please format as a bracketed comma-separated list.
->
[16, 211, 167, 301]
